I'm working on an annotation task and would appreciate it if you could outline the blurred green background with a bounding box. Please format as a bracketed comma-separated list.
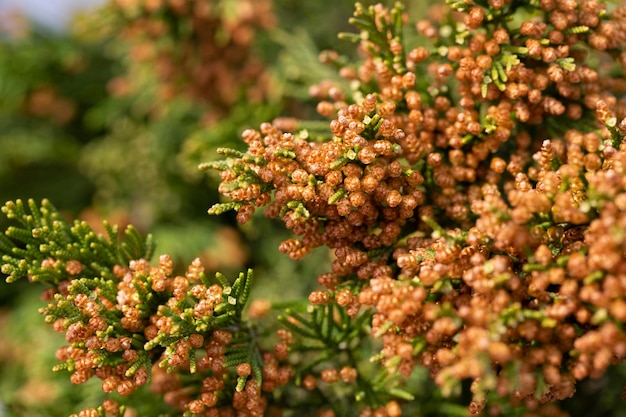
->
[0, 0, 625, 416]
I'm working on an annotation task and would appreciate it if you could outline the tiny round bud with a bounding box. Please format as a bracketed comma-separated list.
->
[309, 290, 330, 305]
[237, 363, 252, 377]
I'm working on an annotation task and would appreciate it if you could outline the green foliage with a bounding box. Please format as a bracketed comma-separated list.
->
[280, 303, 415, 410]
[0, 199, 154, 285]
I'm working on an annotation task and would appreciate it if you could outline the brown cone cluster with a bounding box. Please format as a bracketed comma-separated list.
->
[210, 1, 626, 414]
[39, 254, 291, 417]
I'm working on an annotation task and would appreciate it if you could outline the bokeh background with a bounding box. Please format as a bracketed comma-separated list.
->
[0, 0, 625, 416]
[0, 0, 105, 31]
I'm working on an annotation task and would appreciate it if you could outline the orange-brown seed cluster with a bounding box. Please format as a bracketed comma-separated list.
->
[211, 1, 626, 414]
[41, 254, 295, 416]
